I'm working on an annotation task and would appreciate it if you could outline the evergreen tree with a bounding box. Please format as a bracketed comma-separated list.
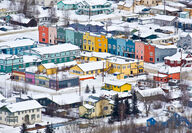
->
[112, 94, 120, 120]
[124, 98, 131, 116]
[45, 123, 54, 133]
[20, 123, 28, 133]
[132, 91, 139, 115]
[85, 85, 90, 93]
[92, 86, 96, 94]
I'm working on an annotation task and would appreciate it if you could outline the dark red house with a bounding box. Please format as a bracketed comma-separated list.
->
[144, 44, 155, 63]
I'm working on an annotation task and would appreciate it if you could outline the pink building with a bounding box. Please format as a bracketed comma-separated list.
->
[48, 26, 57, 44]
[25, 72, 35, 84]
[135, 41, 145, 60]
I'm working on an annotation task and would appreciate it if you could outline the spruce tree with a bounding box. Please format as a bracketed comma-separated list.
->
[85, 85, 90, 93]
[112, 94, 120, 121]
[124, 98, 131, 116]
[45, 123, 54, 133]
[132, 91, 139, 115]
[92, 86, 96, 94]
[20, 123, 28, 133]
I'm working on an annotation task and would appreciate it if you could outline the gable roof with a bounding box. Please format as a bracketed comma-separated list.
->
[42, 63, 57, 69]
[137, 87, 165, 97]
[105, 79, 130, 87]
[77, 61, 106, 72]
[4, 100, 42, 113]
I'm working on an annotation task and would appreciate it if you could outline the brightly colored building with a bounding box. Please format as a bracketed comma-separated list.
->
[106, 56, 144, 79]
[39, 25, 49, 44]
[80, 51, 113, 63]
[135, 41, 145, 60]
[116, 38, 126, 56]
[125, 39, 135, 58]
[70, 61, 106, 76]
[79, 95, 113, 118]
[0, 38, 37, 55]
[27, 43, 80, 64]
[144, 43, 155, 63]
[108, 37, 117, 55]
[102, 80, 132, 92]
[48, 26, 57, 44]
[83, 32, 96, 52]
[37, 63, 57, 75]
[95, 34, 108, 52]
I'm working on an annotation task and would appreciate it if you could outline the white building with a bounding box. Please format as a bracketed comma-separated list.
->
[0, 100, 42, 126]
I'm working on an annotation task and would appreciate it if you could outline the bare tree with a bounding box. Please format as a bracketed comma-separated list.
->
[62, 10, 70, 27]
[143, 99, 152, 117]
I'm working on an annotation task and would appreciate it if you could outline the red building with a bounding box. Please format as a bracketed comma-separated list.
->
[39, 25, 49, 44]
[153, 66, 180, 83]
[164, 52, 192, 67]
[144, 44, 155, 63]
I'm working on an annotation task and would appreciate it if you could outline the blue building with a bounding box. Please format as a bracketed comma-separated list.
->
[125, 39, 135, 58]
[107, 37, 117, 55]
[0, 38, 37, 55]
[116, 38, 126, 56]
[65, 28, 75, 44]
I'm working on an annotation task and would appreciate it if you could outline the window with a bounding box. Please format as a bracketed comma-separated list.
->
[108, 44, 111, 49]
[42, 33, 45, 36]
[37, 114, 40, 118]
[42, 38, 45, 42]
[88, 40, 91, 45]
[113, 45, 116, 50]
[31, 114, 35, 120]
[83, 39, 87, 43]
[150, 58, 153, 61]
[103, 106, 108, 110]
[150, 52, 153, 56]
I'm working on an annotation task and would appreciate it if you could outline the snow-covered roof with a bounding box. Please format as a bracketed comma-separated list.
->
[137, 87, 165, 97]
[42, 63, 57, 69]
[166, 1, 186, 8]
[81, 0, 110, 6]
[159, 66, 181, 74]
[5, 100, 42, 112]
[23, 55, 41, 63]
[25, 66, 38, 73]
[61, 0, 82, 4]
[80, 51, 113, 59]
[83, 104, 94, 109]
[107, 56, 140, 65]
[0, 38, 36, 49]
[118, 0, 133, 7]
[151, 5, 179, 12]
[32, 43, 79, 55]
[164, 52, 188, 61]
[151, 44, 177, 49]
[0, 54, 20, 60]
[151, 73, 167, 78]
[154, 15, 176, 22]
[105, 79, 130, 86]
[57, 60, 77, 69]
[85, 95, 100, 103]
[77, 60, 106, 72]
[0, 93, 5, 101]
[178, 18, 192, 24]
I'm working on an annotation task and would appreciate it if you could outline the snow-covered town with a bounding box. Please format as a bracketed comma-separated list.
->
[0, 0, 192, 132]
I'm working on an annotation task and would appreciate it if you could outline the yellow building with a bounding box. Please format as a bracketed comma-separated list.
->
[83, 32, 96, 52]
[79, 96, 113, 118]
[70, 61, 106, 76]
[106, 56, 144, 79]
[38, 63, 57, 75]
[80, 51, 113, 63]
[95, 35, 108, 53]
[117, 1, 133, 11]
[102, 80, 132, 92]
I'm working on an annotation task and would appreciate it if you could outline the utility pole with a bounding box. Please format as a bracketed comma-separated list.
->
[79, 79, 81, 96]
[180, 49, 182, 82]
[102, 62, 105, 82]
[164, 0, 166, 15]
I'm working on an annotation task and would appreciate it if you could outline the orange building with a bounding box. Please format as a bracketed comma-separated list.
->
[95, 35, 108, 53]
[39, 25, 49, 44]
